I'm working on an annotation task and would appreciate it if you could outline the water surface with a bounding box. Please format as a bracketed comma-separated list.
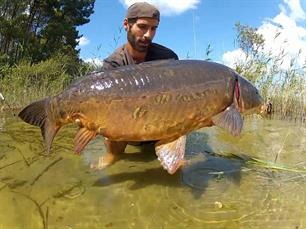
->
[0, 112, 305, 228]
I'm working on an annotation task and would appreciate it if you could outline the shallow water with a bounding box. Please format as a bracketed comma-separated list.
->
[0, 112, 305, 229]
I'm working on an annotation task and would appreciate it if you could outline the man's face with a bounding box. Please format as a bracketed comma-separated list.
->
[125, 18, 159, 52]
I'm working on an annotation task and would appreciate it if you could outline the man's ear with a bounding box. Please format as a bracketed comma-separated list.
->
[123, 18, 129, 31]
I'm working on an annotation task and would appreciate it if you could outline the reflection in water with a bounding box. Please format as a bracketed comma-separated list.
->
[0, 113, 305, 228]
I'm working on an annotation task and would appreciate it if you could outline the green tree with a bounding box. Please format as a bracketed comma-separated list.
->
[233, 22, 269, 84]
[235, 22, 265, 59]
[0, 0, 95, 72]
[0, 0, 29, 64]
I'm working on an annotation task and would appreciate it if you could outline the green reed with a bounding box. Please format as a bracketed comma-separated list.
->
[260, 63, 306, 122]
[1, 52, 305, 122]
[0, 55, 92, 111]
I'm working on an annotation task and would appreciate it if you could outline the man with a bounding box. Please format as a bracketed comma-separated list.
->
[92, 2, 178, 170]
[102, 1, 178, 69]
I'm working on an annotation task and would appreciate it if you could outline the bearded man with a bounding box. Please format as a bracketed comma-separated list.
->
[103, 2, 178, 69]
[92, 2, 178, 169]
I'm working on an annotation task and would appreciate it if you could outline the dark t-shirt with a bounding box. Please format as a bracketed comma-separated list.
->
[102, 43, 178, 70]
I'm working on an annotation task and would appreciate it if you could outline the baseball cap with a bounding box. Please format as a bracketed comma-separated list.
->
[126, 2, 160, 21]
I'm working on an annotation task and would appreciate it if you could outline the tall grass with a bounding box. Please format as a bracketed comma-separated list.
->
[232, 23, 306, 121]
[269, 71, 306, 121]
[1, 40, 305, 121]
[259, 57, 306, 121]
[0, 55, 92, 110]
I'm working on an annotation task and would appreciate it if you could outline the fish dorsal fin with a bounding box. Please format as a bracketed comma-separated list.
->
[74, 128, 97, 154]
[155, 135, 187, 174]
[211, 104, 243, 136]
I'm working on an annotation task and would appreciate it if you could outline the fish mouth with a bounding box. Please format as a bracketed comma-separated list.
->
[243, 93, 264, 115]
[259, 104, 267, 114]
[253, 102, 266, 116]
[242, 101, 264, 116]
[257, 96, 265, 114]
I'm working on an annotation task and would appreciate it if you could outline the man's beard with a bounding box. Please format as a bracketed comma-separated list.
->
[127, 30, 151, 52]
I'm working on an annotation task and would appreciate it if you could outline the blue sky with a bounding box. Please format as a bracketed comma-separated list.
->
[77, 0, 306, 68]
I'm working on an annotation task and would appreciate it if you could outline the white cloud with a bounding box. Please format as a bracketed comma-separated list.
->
[119, 0, 200, 16]
[258, 11, 306, 68]
[77, 36, 90, 46]
[84, 58, 103, 67]
[222, 49, 247, 68]
[284, 0, 306, 21]
[222, 0, 306, 70]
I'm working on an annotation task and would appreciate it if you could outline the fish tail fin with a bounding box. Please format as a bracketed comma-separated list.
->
[18, 98, 60, 153]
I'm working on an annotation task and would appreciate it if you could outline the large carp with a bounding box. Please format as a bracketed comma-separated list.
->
[19, 60, 263, 174]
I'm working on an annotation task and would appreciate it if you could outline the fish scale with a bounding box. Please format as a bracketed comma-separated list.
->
[18, 59, 263, 174]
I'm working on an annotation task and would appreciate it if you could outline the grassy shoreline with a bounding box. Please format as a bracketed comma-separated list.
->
[1, 58, 305, 121]
[0, 55, 92, 113]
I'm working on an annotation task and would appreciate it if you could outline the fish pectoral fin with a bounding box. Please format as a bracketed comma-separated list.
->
[74, 128, 97, 154]
[155, 135, 187, 174]
[211, 103, 243, 136]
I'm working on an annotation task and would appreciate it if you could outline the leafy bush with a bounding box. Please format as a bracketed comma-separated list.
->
[0, 54, 80, 108]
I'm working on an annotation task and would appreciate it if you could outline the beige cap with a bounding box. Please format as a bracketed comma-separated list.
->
[126, 2, 160, 21]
